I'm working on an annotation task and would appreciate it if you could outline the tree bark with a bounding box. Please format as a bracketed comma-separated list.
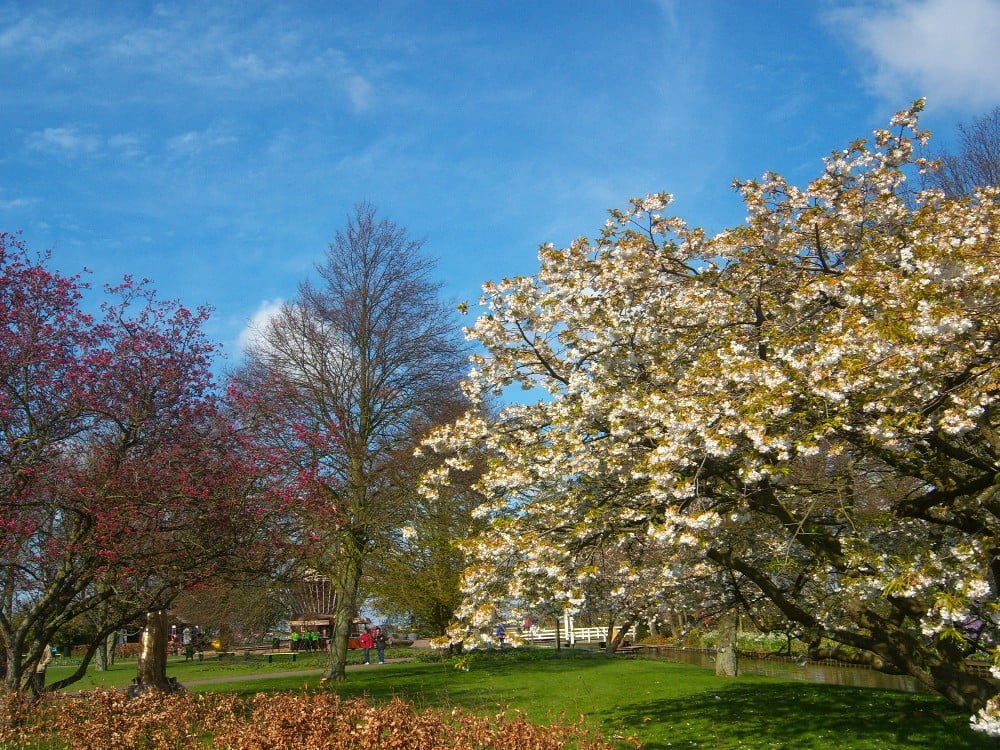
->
[715, 612, 739, 677]
[95, 631, 115, 672]
[609, 615, 638, 652]
[2, 644, 22, 693]
[323, 552, 362, 683]
[31, 645, 52, 694]
[135, 610, 176, 691]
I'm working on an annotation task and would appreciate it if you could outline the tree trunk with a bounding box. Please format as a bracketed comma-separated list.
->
[95, 630, 119, 671]
[95, 640, 108, 672]
[609, 615, 637, 652]
[2, 643, 22, 693]
[555, 616, 561, 651]
[604, 615, 617, 653]
[323, 554, 362, 683]
[715, 612, 739, 677]
[95, 631, 113, 672]
[31, 645, 52, 694]
[134, 610, 176, 692]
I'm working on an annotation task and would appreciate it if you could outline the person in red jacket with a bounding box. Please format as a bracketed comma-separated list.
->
[359, 627, 375, 665]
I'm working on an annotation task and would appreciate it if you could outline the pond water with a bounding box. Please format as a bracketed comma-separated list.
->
[639, 645, 928, 693]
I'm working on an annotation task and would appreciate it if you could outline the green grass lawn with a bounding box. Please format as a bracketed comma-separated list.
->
[47, 649, 994, 749]
[45, 648, 378, 691]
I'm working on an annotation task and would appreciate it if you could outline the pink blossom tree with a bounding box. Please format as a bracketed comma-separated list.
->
[0, 237, 285, 695]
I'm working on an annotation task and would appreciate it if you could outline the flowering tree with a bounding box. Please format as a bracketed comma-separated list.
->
[0, 239, 281, 695]
[422, 102, 1000, 729]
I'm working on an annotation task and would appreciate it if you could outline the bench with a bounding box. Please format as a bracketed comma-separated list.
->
[263, 652, 297, 663]
[216, 651, 237, 660]
[612, 645, 642, 655]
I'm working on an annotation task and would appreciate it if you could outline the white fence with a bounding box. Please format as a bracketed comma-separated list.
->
[522, 624, 636, 646]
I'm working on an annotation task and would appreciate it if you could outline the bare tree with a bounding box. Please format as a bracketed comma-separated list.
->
[924, 106, 1000, 196]
[240, 203, 467, 681]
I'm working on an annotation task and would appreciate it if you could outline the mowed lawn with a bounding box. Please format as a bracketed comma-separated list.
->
[47, 650, 335, 691]
[49, 649, 994, 749]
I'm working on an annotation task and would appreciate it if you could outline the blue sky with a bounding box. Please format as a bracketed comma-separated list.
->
[2, 0, 998, 370]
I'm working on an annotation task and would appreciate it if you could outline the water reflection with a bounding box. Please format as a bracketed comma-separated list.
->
[640, 646, 927, 693]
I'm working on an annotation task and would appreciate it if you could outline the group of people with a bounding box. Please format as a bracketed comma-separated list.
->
[178, 625, 205, 661]
[289, 629, 322, 651]
[358, 625, 389, 665]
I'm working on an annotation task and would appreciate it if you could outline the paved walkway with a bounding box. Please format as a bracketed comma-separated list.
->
[183, 658, 410, 687]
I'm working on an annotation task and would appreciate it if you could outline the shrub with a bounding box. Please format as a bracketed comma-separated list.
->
[0, 689, 620, 749]
[70, 642, 143, 659]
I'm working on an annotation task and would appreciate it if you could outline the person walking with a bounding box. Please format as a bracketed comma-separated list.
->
[290, 630, 300, 652]
[374, 626, 388, 664]
[359, 627, 374, 665]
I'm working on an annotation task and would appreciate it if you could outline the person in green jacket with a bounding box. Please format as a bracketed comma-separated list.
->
[290, 631, 300, 652]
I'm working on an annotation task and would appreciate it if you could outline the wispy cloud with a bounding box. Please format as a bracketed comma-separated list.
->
[0, 193, 33, 211]
[107, 133, 145, 159]
[166, 125, 238, 156]
[0, 11, 102, 54]
[26, 126, 145, 160]
[27, 127, 102, 157]
[345, 73, 375, 114]
[828, 0, 1000, 111]
[1, 6, 378, 113]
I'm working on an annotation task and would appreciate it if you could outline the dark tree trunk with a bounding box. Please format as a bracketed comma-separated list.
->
[604, 615, 617, 653]
[323, 554, 362, 683]
[2, 643, 22, 693]
[95, 631, 116, 672]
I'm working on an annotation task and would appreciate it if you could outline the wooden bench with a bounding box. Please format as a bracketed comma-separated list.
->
[263, 652, 297, 663]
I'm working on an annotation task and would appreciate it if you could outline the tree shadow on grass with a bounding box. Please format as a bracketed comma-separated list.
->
[604, 681, 995, 750]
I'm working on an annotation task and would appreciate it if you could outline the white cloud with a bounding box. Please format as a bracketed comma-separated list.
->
[166, 124, 238, 155]
[237, 298, 285, 354]
[107, 133, 145, 159]
[830, 0, 1000, 110]
[0, 13, 101, 54]
[27, 127, 101, 157]
[345, 73, 375, 114]
[0, 7, 379, 115]
[26, 126, 146, 160]
[0, 196, 32, 211]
